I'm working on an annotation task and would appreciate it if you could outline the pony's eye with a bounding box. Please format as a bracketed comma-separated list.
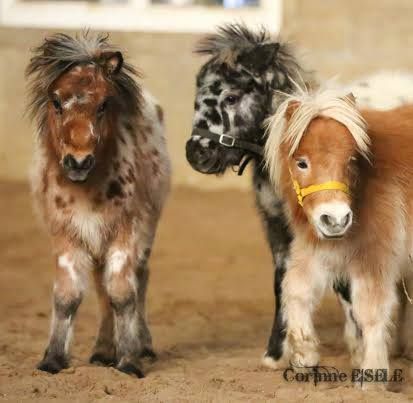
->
[97, 100, 107, 115]
[52, 99, 62, 113]
[297, 160, 308, 170]
[225, 95, 240, 105]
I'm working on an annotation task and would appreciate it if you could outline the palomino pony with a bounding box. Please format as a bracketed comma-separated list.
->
[186, 23, 413, 368]
[26, 32, 171, 377]
[264, 86, 413, 381]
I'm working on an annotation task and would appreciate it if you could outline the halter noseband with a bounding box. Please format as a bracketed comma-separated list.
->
[191, 128, 264, 176]
[289, 168, 350, 207]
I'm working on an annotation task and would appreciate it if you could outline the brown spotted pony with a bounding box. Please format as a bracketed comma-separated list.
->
[26, 32, 171, 377]
[264, 86, 413, 388]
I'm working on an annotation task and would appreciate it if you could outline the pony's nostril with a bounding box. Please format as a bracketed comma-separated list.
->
[63, 154, 77, 170]
[63, 154, 95, 171]
[80, 154, 95, 170]
[341, 212, 352, 227]
[320, 214, 334, 227]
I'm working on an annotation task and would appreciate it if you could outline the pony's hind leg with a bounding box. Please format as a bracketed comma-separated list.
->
[105, 248, 143, 377]
[38, 249, 88, 374]
[137, 252, 156, 360]
[90, 269, 116, 366]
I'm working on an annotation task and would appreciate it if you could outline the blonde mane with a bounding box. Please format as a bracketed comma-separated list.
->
[264, 85, 371, 187]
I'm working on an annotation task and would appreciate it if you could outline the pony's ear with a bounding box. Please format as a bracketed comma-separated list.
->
[102, 51, 123, 75]
[238, 43, 280, 74]
[286, 100, 300, 121]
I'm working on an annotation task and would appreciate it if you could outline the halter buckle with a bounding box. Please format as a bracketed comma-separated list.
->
[219, 134, 235, 147]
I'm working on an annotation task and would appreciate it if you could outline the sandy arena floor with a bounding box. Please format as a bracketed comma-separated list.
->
[0, 182, 412, 402]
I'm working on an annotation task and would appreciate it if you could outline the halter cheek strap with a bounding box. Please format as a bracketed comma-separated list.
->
[289, 168, 350, 207]
[191, 128, 264, 176]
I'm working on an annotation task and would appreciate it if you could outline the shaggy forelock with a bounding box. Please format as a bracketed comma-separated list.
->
[265, 84, 371, 186]
[195, 23, 308, 93]
[26, 31, 141, 133]
[195, 23, 270, 65]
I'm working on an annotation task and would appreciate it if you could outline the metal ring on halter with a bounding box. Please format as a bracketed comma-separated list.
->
[219, 134, 236, 147]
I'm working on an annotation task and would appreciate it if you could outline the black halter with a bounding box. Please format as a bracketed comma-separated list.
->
[191, 127, 264, 176]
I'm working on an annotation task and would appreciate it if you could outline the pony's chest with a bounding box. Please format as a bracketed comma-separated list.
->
[314, 243, 353, 273]
[68, 206, 107, 257]
[49, 187, 117, 257]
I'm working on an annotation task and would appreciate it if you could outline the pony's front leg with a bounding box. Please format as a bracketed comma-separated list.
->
[105, 246, 143, 377]
[262, 249, 289, 369]
[136, 253, 156, 360]
[38, 248, 90, 373]
[282, 242, 329, 368]
[256, 203, 292, 368]
[351, 269, 397, 388]
[90, 269, 115, 366]
[334, 280, 364, 367]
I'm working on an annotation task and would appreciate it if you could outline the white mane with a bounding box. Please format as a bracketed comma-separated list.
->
[264, 85, 370, 187]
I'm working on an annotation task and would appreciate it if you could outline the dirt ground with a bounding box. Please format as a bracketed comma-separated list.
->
[0, 182, 412, 402]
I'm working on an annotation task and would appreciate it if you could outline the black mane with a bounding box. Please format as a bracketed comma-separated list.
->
[26, 31, 141, 133]
[194, 23, 308, 89]
[195, 23, 271, 61]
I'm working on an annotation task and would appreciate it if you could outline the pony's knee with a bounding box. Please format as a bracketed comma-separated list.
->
[54, 254, 85, 316]
[105, 250, 136, 312]
[106, 275, 136, 313]
[53, 294, 82, 319]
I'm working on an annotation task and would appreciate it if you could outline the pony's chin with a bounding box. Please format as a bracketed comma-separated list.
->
[190, 159, 228, 175]
[316, 228, 347, 240]
[66, 170, 90, 183]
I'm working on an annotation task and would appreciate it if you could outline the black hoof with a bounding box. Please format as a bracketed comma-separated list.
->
[117, 362, 145, 378]
[89, 353, 116, 367]
[37, 356, 68, 374]
[140, 347, 157, 360]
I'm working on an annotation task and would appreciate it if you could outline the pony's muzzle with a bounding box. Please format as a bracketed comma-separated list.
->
[62, 153, 95, 182]
[185, 136, 219, 173]
[313, 202, 353, 239]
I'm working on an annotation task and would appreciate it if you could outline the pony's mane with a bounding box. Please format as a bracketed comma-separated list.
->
[26, 31, 141, 134]
[194, 23, 304, 81]
[195, 23, 270, 63]
[265, 85, 371, 186]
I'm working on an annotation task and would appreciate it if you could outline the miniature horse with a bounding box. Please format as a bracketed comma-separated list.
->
[186, 23, 413, 367]
[265, 87, 413, 383]
[26, 32, 171, 377]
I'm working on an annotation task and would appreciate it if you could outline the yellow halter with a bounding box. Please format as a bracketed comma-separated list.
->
[289, 168, 350, 207]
